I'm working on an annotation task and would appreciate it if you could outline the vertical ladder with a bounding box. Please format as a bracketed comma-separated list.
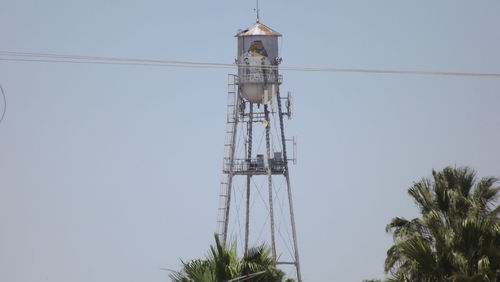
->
[222, 76, 237, 171]
[216, 180, 229, 237]
[217, 75, 239, 240]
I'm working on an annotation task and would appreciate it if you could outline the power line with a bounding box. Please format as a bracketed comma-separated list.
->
[1, 50, 500, 78]
[0, 51, 233, 68]
[0, 57, 230, 69]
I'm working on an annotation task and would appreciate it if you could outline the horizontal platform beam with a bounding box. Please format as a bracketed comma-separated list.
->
[222, 169, 286, 176]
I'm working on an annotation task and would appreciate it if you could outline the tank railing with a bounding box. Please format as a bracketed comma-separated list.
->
[235, 73, 283, 84]
[241, 111, 266, 123]
[223, 156, 286, 174]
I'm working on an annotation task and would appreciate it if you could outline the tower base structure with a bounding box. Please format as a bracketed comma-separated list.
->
[216, 74, 302, 282]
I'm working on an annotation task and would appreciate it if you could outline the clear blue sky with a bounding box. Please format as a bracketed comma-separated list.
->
[1, 1, 500, 281]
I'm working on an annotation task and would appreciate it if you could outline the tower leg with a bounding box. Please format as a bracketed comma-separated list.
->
[276, 91, 302, 282]
[244, 103, 253, 254]
[264, 104, 277, 260]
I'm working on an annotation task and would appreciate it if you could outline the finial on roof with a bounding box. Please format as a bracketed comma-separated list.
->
[255, 0, 260, 23]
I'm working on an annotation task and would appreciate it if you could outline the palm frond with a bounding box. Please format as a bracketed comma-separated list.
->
[385, 167, 500, 282]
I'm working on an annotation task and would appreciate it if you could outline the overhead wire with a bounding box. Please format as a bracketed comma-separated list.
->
[0, 57, 230, 69]
[0, 51, 232, 68]
[1, 50, 500, 77]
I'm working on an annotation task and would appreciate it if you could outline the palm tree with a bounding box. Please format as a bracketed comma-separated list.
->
[239, 244, 289, 281]
[384, 166, 500, 282]
[170, 235, 292, 282]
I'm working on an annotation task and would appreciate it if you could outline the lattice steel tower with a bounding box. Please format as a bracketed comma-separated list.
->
[216, 19, 302, 281]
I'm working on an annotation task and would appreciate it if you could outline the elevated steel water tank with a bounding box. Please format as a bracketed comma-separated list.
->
[235, 22, 282, 104]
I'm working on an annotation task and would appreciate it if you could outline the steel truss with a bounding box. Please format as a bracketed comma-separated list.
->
[217, 74, 302, 282]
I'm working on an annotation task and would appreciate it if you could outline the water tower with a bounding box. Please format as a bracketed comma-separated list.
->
[216, 13, 302, 281]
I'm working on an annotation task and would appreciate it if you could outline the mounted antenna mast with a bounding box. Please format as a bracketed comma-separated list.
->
[255, 0, 260, 23]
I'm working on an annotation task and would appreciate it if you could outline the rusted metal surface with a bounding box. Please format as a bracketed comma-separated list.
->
[235, 23, 282, 37]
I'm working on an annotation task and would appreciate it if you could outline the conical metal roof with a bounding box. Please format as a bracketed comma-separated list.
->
[235, 22, 282, 37]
